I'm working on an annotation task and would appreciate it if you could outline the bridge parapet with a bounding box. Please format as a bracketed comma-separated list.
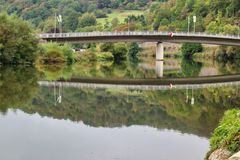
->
[38, 31, 240, 39]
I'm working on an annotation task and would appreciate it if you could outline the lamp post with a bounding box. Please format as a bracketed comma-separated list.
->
[188, 16, 190, 34]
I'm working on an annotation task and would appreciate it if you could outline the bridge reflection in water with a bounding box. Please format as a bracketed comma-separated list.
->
[38, 75, 240, 105]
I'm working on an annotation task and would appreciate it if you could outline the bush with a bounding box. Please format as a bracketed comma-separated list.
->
[181, 43, 203, 58]
[38, 43, 74, 64]
[210, 109, 240, 153]
[0, 13, 38, 64]
[94, 10, 107, 18]
[99, 43, 128, 63]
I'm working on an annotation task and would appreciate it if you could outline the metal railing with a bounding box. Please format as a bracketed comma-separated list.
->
[37, 31, 240, 40]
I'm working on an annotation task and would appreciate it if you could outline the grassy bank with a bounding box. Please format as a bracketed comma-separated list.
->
[97, 10, 143, 25]
[209, 109, 240, 154]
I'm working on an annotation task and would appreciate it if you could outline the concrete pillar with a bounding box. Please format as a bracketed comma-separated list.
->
[156, 42, 164, 78]
[156, 60, 164, 78]
[156, 42, 164, 61]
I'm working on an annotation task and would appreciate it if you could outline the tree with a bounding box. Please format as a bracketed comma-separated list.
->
[0, 13, 38, 64]
[111, 18, 119, 28]
[78, 13, 97, 28]
[63, 9, 80, 31]
[97, 0, 111, 9]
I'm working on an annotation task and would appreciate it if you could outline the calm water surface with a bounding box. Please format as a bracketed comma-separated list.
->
[0, 58, 240, 160]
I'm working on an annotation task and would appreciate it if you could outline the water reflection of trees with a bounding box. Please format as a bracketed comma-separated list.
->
[19, 86, 240, 138]
[1, 65, 240, 138]
[216, 59, 240, 74]
[0, 66, 39, 113]
[181, 58, 203, 77]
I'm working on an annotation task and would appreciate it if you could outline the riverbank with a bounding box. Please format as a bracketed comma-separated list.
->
[207, 109, 240, 160]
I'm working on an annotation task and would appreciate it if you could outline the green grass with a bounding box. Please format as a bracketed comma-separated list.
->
[97, 10, 143, 25]
[210, 109, 240, 153]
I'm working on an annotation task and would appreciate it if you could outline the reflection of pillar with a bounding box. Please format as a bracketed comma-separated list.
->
[156, 60, 164, 78]
[156, 42, 164, 78]
[156, 42, 164, 61]
[191, 88, 194, 105]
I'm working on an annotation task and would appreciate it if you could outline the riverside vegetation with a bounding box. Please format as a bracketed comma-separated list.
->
[0, 13, 141, 65]
[207, 109, 240, 159]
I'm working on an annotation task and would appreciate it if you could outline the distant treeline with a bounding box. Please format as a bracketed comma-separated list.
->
[0, 0, 239, 34]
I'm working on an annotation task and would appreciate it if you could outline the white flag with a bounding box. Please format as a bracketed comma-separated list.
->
[57, 15, 62, 23]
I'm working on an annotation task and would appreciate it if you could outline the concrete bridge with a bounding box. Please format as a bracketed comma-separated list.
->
[38, 31, 240, 77]
[38, 31, 240, 47]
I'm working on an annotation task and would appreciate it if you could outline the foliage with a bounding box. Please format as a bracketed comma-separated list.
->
[100, 43, 115, 52]
[216, 46, 240, 61]
[75, 51, 97, 63]
[181, 58, 203, 77]
[128, 42, 141, 61]
[181, 43, 203, 58]
[99, 42, 128, 63]
[96, 52, 114, 61]
[2, 0, 240, 34]
[210, 109, 240, 153]
[94, 10, 107, 18]
[0, 66, 39, 113]
[38, 43, 75, 64]
[0, 13, 38, 64]
[36, 64, 73, 81]
[78, 13, 97, 28]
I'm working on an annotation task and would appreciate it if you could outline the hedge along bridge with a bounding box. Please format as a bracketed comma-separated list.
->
[38, 31, 240, 77]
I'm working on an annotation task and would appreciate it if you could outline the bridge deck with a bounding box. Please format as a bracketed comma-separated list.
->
[38, 32, 240, 46]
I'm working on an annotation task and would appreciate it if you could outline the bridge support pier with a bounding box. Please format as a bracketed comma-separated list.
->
[156, 42, 164, 78]
[156, 42, 164, 61]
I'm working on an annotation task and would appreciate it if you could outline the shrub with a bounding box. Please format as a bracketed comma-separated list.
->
[94, 10, 107, 18]
[38, 43, 74, 64]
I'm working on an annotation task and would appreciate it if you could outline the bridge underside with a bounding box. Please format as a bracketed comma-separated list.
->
[42, 35, 240, 46]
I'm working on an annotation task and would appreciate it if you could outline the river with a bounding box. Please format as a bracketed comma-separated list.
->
[0, 57, 239, 160]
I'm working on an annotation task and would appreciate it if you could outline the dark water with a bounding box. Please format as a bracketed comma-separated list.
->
[0, 58, 240, 160]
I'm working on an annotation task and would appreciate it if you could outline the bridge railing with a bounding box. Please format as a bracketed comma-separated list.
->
[38, 31, 240, 39]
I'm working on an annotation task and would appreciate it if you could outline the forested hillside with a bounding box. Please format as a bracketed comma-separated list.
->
[0, 0, 240, 34]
